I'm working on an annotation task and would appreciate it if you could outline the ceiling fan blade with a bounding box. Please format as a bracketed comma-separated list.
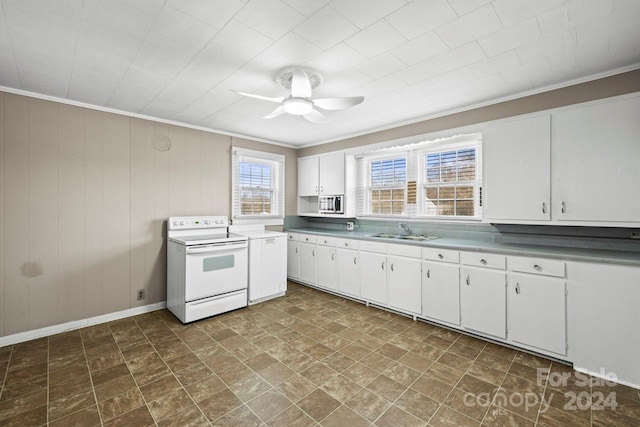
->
[290, 69, 312, 98]
[313, 96, 365, 111]
[303, 109, 330, 124]
[233, 90, 284, 103]
[263, 106, 286, 119]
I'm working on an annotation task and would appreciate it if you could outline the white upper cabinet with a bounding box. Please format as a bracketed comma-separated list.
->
[483, 93, 640, 226]
[552, 95, 640, 224]
[298, 156, 320, 196]
[297, 152, 345, 196]
[484, 115, 551, 222]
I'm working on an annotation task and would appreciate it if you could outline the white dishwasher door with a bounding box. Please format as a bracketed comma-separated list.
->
[249, 234, 287, 303]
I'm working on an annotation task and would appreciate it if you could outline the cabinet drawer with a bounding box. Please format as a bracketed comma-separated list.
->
[359, 240, 387, 253]
[422, 247, 459, 263]
[335, 238, 358, 249]
[509, 257, 565, 278]
[388, 243, 421, 258]
[299, 234, 317, 244]
[461, 252, 506, 270]
[317, 236, 336, 247]
[288, 233, 301, 242]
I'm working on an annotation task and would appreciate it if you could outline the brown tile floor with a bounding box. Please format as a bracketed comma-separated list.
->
[1, 281, 639, 426]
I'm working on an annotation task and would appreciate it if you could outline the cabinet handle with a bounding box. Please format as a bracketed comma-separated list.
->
[320, 185, 324, 193]
[466, 275, 470, 286]
[533, 264, 542, 271]
[324, 240, 327, 244]
[306, 237, 309, 241]
[381, 261, 384, 270]
[480, 259, 487, 265]
[515, 283, 521, 294]
[345, 242, 349, 247]
[561, 201, 566, 214]
[312, 250, 315, 257]
[315, 185, 318, 193]
[331, 253, 335, 261]
[391, 264, 394, 272]
[438, 254, 443, 259]
[295, 247, 298, 254]
[542, 202, 546, 214]
[426, 268, 430, 278]
[353, 257, 357, 265]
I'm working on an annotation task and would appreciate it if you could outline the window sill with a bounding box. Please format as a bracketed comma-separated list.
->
[232, 217, 284, 226]
[356, 215, 483, 224]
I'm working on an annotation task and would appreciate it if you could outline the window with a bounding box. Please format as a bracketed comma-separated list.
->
[232, 147, 285, 224]
[368, 158, 407, 215]
[356, 134, 481, 220]
[424, 147, 477, 217]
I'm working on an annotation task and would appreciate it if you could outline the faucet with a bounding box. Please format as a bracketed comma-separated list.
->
[399, 223, 411, 235]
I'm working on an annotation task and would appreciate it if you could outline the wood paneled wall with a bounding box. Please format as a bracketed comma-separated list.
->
[0, 92, 296, 337]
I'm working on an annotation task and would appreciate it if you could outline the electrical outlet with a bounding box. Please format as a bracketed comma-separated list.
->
[631, 232, 640, 239]
[346, 221, 355, 231]
[137, 289, 145, 300]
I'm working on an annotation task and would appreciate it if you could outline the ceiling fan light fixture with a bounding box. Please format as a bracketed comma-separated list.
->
[283, 98, 313, 115]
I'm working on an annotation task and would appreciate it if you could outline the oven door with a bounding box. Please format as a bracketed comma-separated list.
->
[184, 240, 248, 302]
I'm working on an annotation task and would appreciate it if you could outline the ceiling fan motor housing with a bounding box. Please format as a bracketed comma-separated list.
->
[276, 67, 322, 92]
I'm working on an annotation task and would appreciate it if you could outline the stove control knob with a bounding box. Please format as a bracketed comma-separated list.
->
[215, 219, 221, 224]
[172, 220, 178, 226]
[204, 219, 211, 225]
[179, 221, 184, 226]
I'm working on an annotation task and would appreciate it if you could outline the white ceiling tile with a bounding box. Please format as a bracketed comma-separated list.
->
[151, 6, 219, 48]
[263, 32, 323, 64]
[536, 5, 569, 35]
[328, 0, 406, 29]
[319, 68, 372, 94]
[0, 4, 19, 87]
[516, 29, 576, 64]
[391, 32, 449, 65]
[477, 17, 541, 57]
[566, 0, 614, 26]
[15, 65, 71, 98]
[395, 80, 436, 99]
[309, 43, 367, 73]
[467, 50, 521, 78]
[108, 67, 172, 112]
[233, 0, 305, 40]
[447, 0, 493, 16]
[167, 0, 244, 28]
[386, 0, 457, 40]
[362, 74, 405, 94]
[546, 52, 576, 72]
[132, 33, 199, 79]
[435, 4, 503, 49]
[614, 0, 640, 14]
[282, 0, 329, 17]
[293, 6, 359, 50]
[173, 87, 241, 122]
[492, 0, 565, 27]
[432, 42, 486, 72]
[344, 19, 406, 58]
[429, 67, 476, 88]
[393, 60, 442, 84]
[460, 73, 507, 101]
[356, 53, 406, 79]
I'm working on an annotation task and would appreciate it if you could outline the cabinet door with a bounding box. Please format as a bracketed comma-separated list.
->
[299, 242, 317, 284]
[319, 152, 345, 195]
[360, 251, 387, 305]
[422, 262, 460, 325]
[484, 115, 551, 221]
[553, 96, 640, 223]
[317, 246, 337, 290]
[287, 241, 299, 279]
[251, 236, 287, 302]
[461, 267, 506, 339]
[388, 256, 421, 314]
[509, 273, 566, 355]
[298, 157, 319, 196]
[336, 248, 359, 297]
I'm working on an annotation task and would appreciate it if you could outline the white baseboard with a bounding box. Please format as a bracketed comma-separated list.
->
[0, 302, 167, 348]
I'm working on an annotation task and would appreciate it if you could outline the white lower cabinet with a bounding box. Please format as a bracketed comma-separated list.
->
[461, 256, 507, 339]
[299, 242, 317, 284]
[388, 244, 422, 315]
[336, 246, 360, 297]
[287, 238, 300, 280]
[422, 261, 460, 325]
[316, 245, 337, 290]
[360, 250, 387, 305]
[508, 272, 566, 355]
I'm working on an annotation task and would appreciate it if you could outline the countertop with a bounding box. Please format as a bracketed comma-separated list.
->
[285, 227, 640, 267]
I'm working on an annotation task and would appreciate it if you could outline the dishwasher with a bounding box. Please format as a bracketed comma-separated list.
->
[230, 225, 287, 304]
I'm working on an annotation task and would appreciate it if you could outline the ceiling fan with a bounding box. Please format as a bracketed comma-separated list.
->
[234, 67, 364, 124]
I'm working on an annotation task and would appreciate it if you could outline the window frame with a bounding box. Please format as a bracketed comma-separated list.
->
[231, 147, 285, 225]
[363, 154, 408, 217]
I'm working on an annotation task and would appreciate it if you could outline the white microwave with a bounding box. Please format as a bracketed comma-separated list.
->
[319, 195, 344, 214]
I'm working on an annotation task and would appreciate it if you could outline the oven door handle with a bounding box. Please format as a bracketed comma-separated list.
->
[186, 241, 247, 254]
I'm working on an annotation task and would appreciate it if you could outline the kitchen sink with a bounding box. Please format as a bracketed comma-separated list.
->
[370, 233, 438, 241]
